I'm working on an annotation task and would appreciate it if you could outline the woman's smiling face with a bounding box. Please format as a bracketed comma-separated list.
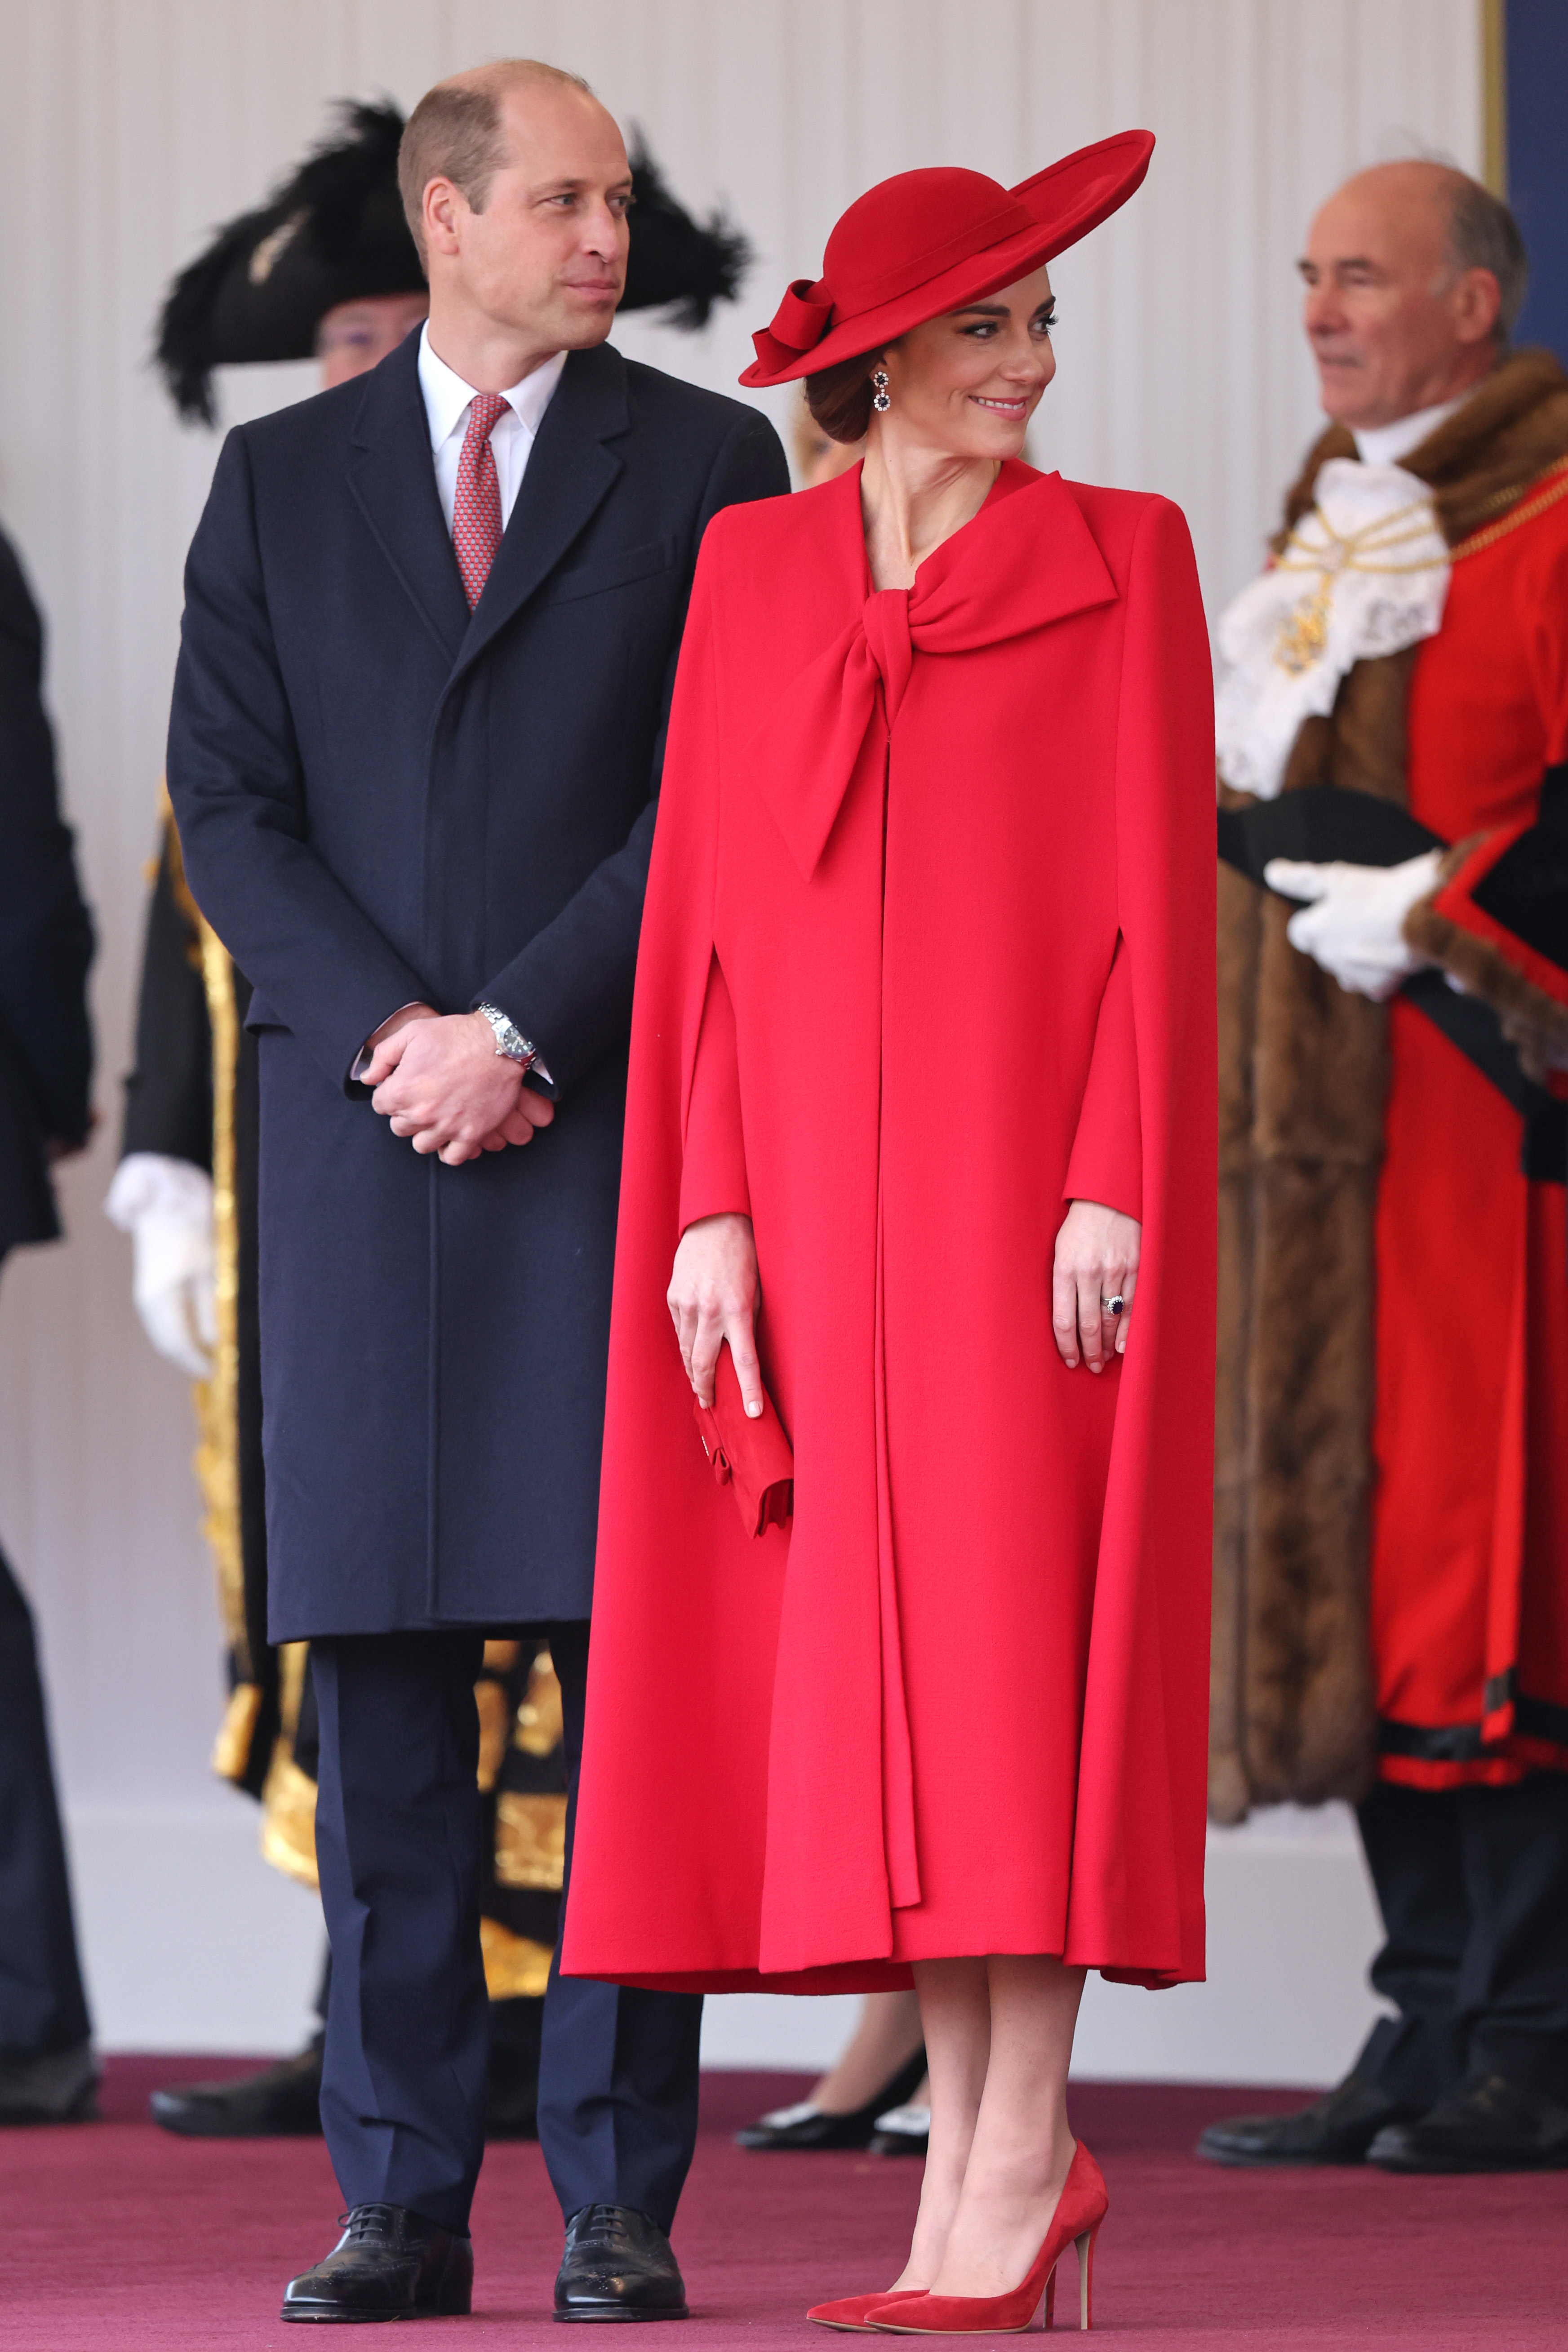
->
[875, 264, 1056, 460]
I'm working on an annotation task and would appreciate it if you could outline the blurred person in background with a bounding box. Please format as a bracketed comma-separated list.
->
[790, 389, 863, 489]
[109, 96, 753, 2150]
[1205, 160, 1568, 2175]
[0, 517, 97, 2123]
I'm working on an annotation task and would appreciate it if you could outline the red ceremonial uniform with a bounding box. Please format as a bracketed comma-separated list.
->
[1373, 469, 1568, 1786]
[563, 460, 1216, 1995]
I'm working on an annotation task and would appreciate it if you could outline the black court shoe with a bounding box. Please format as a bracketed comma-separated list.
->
[866, 2099, 930, 2157]
[281, 2204, 473, 2322]
[1367, 2073, 1568, 2172]
[736, 2048, 928, 2152]
[1196, 2075, 1416, 2166]
[554, 2206, 688, 2323]
[151, 2036, 324, 2138]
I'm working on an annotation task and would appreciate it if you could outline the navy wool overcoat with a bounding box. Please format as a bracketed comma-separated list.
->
[167, 331, 787, 1639]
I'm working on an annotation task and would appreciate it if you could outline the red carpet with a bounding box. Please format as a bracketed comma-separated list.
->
[4, 2064, 1566, 2346]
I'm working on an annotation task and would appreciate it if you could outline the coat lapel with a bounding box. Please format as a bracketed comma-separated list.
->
[347, 333, 471, 664]
[449, 343, 629, 686]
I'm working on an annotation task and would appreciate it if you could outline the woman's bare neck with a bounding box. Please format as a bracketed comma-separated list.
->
[859, 432, 1000, 592]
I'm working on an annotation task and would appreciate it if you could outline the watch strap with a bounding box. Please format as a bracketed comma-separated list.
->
[475, 1001, 536, 1067]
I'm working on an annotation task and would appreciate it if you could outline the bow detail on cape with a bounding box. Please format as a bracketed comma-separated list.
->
[750, 467, 1121, 880]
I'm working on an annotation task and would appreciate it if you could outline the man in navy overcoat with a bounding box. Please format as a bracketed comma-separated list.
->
[166, 58, 786, 2324]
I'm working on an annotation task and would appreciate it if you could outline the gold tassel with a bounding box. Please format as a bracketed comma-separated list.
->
[480, 1916, 554, 2000]
[211, 1683, 263, 1783]
[494, 1792, 568, 1891]
[513, 1648, 564, 1758]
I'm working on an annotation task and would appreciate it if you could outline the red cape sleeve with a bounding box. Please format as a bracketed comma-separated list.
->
[564, 521, 785, 1979]
[1066, 494, 1217, 1987]
[678, 951, 751, 1228]
[1063, 931, 1142, 1219]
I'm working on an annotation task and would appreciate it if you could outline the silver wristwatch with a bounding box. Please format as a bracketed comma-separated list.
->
[475, 1002, 537, 1068]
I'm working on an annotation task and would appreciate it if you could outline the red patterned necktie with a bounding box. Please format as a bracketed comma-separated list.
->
[452, 390, 508, 610]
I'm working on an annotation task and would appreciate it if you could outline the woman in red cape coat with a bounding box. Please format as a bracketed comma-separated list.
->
[564, 143, 1216, 2325]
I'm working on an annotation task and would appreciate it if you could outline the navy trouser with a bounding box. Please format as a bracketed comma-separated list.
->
[1353, 1774, 1568, 2108]
[311, 1620, 702, 2235]
[0, 1550, 91, 2055]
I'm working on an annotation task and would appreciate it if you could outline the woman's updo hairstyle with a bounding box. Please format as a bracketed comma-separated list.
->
[804, 350, 881, 445]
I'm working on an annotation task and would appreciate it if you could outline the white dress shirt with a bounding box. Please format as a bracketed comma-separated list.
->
[349, 327, 569, 1087]
[1352, 394, 1466, 468]
[417, 324, 568, 529]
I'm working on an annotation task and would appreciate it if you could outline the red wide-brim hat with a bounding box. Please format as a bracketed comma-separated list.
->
[740, 129, 1153, 388]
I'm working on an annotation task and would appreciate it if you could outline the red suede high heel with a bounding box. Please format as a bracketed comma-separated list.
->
[863, 2142, 1107, 2334]
[808, 2289, 928, 2331]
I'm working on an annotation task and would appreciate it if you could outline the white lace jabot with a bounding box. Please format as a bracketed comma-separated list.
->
[1214, 458, 1451, 802]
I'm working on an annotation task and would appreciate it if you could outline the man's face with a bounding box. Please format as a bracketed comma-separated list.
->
[427, 84, 630, 356]
[316, 293, 430, 388]
[1299, 165, 1499, 430]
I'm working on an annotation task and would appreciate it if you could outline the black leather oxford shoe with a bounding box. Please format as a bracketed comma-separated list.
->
[0, 2041, 98, 2124]
[1196, 2075, 1416, 2166]
[281, 2204, 473, 2322]
[1367, 2073, 1568, 2172]
[151, 2037, 324, 2138]
[554, 2206, 687, 2323]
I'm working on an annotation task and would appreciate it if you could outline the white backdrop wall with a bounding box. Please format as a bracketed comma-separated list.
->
[0, 0, 1479, 2071]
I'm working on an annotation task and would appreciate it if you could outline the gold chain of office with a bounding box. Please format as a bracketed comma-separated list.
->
[1270, 458, 1568, 676]
[1448, 454, 1568, 561]
[1271, 497, 1447, 674]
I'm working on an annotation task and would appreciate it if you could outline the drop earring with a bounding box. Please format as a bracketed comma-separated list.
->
[871, 368, 891, 413]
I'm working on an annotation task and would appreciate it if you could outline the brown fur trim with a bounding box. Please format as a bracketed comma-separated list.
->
[1274, 424, 1355, 552]
[1212, 650, 1417, 1814]
[1214, 836, 1386, 1813]
[1211, 855, 1262, 1823]
[1243, 1148, 1379, 1805]
[1406, 349, 1568, 543]
[1321, 645, 1420, 804]
[1404, 840, 1568, 1082]
[1273, 351, 1568, 555]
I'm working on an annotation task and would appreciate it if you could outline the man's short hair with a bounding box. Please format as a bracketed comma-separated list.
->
[398, 59, 595, 261]
[1447, 177, 1528, 341]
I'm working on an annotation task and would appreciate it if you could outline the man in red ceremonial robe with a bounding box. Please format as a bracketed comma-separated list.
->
[1204, 161, 1568, 2174]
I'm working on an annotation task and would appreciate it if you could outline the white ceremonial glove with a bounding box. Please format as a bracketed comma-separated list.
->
[1263, 850, 1444, 1002]
[104, 1153, 218, 1379]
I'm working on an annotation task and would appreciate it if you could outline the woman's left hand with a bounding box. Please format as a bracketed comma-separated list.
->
[1052, 1199, 1141, 1372]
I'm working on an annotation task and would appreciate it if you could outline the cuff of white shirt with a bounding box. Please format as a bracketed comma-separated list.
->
[351, 1002, 426, 1085]
[350, 1004, 555, 1088]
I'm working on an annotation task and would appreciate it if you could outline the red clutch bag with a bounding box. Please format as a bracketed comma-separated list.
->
[693, 1341, 794, 1535]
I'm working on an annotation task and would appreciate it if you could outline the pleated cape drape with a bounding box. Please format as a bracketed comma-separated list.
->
[563, 461, 1216, 1992]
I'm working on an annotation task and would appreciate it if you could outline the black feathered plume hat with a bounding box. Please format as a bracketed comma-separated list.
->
[156, 100, 754, 427]
[621, 131, 751, 328]
[156, 102, 422, 425]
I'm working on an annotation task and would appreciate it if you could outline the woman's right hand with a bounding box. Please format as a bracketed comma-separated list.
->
[668, 1212, 764, 1416]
